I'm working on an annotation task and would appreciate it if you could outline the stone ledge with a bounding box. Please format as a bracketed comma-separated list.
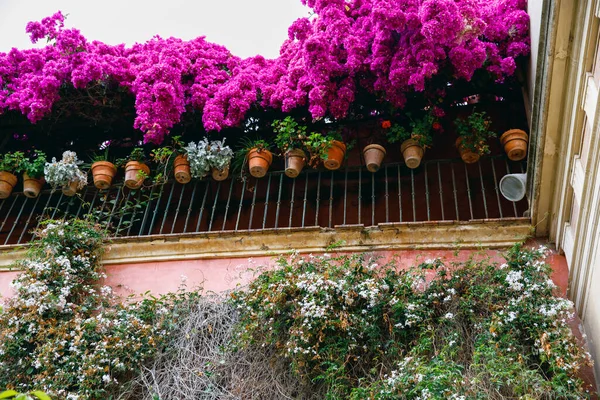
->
[0, 219, 532, 270]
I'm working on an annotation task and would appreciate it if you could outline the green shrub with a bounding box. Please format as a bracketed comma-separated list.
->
[234, 246, 593, 399]
[0, 219, 198, 399]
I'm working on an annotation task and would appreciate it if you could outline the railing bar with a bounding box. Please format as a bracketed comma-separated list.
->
[171, 184, 186, 234]
[159, 183, 176, 234]
[505, 159, 519, 217]
[196, 181, 210, 233]
[0, 196, 18, 235]
[424, 164, 430, 221]
[106, 186, 122, 231]
[490, 158, 503, 219]
[18, 194, 42, 244]
[222, 178, 235, 231]
[397, 165, 402, 223]
[451, 163, 459, 220]
[63, 192, 75, 217]
[262, 174, 272, 230]
[115, 190, 132, 235]
[384, 165, 389, 223]
[329, 171, 334, 228]
[34, 191, 54, 232]
[184, 181, 199, 233]
[464, 163, 474, 220]
[371, 170, 375, 226]
[315, 171, 322, 227]
[5, 197, 28, 245]
[73, 186, 90, 219]
[302, 174, 308, 228]
[410, 169, 416, 222]
[50, 193, 64, 220]
[248, 179, 259, 230]
[343, 166, 348, 225]
[478, 162, 489, 219]
[288, 177, 296, 228]
[358, 168, 362, 224]
[126, 190, 143, 237]
[437, 162, 445, 221]
[275, 174, 283, 229]
[208, 181, 222, 232]
[147, 184, 166, 235]
[235, 178, 247, 231]
[138, 185, 156, 236]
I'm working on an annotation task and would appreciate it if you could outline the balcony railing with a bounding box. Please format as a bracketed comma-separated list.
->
[0, 155, 528, 246]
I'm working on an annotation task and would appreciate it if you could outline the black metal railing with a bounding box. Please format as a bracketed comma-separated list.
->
[0, 155, 529, 246]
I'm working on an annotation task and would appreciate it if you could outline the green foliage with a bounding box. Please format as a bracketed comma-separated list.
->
[272, 117, 343, 166]
[0, 219, 198, 399]
[233, 246, 593, 399]
[386, 112, 435, 148]
[116, 147, 146, 167]
[0, 390, 51, 400]
[0, 152, 25, 174]
[18, 151, 47, 179]
[454, 111, 496, 155]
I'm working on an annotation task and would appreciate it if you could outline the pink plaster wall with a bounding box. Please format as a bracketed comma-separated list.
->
[0, 248, 509, 303]
[102, 248, 508, 298]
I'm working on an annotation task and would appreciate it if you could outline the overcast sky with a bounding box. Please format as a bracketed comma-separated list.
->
[0, 0, 310, 59]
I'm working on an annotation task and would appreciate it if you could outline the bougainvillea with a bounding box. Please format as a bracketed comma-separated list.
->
[0, 0, 529, 144]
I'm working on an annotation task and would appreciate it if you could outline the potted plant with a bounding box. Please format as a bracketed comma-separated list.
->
[385, 113, 435, 169]
[183, 138, 212, 180]
[303, 129, 348, 171]
[44, 151, 88, 196]
[238, 138, 272, 178]
[122, 148, 149, 190]
[151, 136, 189, 184]
[0, 151, 25, 199]
[322, 131, 347, 171]
[90, 147, 117, 190]
[207, 138, 234, 181]
[454, 111, 496, 164]
[273, 117, 309, 178]
[19, 150, 47, 198]
[500, 129, 528, 161]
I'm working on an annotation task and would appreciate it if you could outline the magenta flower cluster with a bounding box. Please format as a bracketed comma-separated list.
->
[0, 0, 529, 144]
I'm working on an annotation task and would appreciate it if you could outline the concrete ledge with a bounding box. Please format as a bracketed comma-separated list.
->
[0, 219, 532, 270]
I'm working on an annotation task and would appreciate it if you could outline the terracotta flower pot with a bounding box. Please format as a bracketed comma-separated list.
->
[22, 173, 44, 198]
[500, 129, 529, 161]
[284, 148, 306, 178]
[456, 137, 480, 164]
[62, 180, 79, 197]
[125, 161, 150, 189]
[91, 161, 117, 190]
[212, 165, 230, 181]
[363, 144, 386, 172]
[248, 148, 272, 178]
[324, 140, 346, 170]
[174, 155, 191, 184]
[0, 171, 17, 199]
[400, 139, 425, 169]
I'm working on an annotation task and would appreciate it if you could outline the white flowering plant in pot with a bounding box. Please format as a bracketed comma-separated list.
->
[183, 139, 211, 179]
[44, 151, 87, 195]
[183, 138, 233, 181]
[206, 138, 233, 180]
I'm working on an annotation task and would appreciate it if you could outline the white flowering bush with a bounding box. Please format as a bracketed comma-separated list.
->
[43, 151, 87, 190]
[184, 138, 233, 178]
[234, 246, 594, 399]
[0, 219, 200, 399]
